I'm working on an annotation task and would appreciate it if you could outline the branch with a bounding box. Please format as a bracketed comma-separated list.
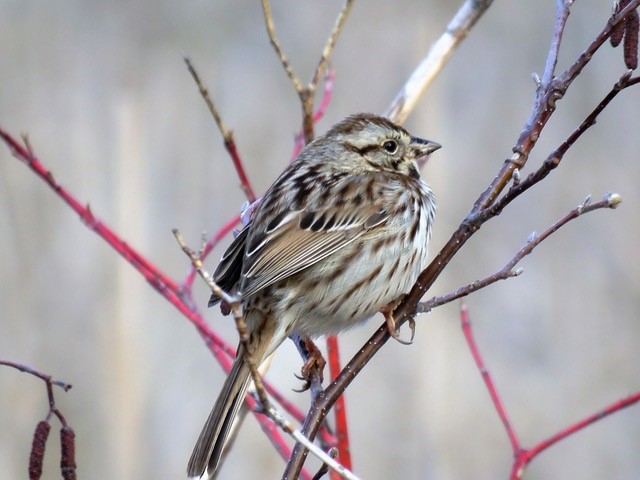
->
[511, 391, 640, 479]
[386, 0, 494, 125]
[173, 229, 271, 411]
[309, 2, 353, 93]
[479, 72, 640, 222]
[283, 5, 639, 477]
[0, 360, 72, 394]
[458, 305, 640, 480]
[184, 56, 256, 202]
[458, 303, 520, 452]
[262, 0, 353, 142]
[291, 68, 336, 161]
[183, 214, 240, 289]
[326, 336, 351, 479]
[0, 360, 76, 479]
[261, 0, 304, 93]
[419, 193, 622, 312]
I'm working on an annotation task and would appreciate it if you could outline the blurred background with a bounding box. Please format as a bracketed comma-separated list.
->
[1, 1, 639, 479]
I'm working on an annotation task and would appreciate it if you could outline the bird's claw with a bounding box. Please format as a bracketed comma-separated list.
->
[382, 302, 415, 345]
[292, 339, 326, 392]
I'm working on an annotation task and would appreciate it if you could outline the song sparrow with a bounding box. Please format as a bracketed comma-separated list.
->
[188, 113, 440, 478]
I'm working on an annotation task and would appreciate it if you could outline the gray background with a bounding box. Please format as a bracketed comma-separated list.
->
[1, 1, 639, 479]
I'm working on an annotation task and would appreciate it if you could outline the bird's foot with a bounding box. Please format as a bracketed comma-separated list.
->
[293, 338, 326, 392]
[381, 297, 415, 345]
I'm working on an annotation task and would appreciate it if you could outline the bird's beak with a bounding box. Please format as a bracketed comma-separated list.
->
[410, 136, 442, 159]
[410, 136, 441, 168]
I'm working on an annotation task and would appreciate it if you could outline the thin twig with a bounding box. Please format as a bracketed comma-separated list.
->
[326, 336, 351, 478]
[184, 215, 240, 288]
[510, 391, 640, 479]
[540, 0, 572, 88]
[386, 0, 494, 125]
[0, 360, 72, 392]
[184, 56, 256, 202]
[261, 0, 353, 143]
[184, 55, 230, 138]
[309, 1, 354, 92]
[291, 68, 336, 161]
[268, 407, 361, 480]
[0, 360, 71, 427]
[173, 228, 270, 411]
[459, 303, 520, 452]
[419, 193, 622, 313]
[479, 72, 640, 223]
[261, 0, 304, 93]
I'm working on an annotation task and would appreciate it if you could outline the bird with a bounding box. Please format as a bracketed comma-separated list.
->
[188, 113, 440, 478]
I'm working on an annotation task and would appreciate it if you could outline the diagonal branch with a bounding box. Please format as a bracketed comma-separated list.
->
[184, 56, 256, 203]
[309, 1, 354, 93]
[261, 0, 304, 93]
[459, 303, 520, 452]
[262, 0, 354, 143]
[386, 0, 494, 125]
[419, 193, 622, 313]
[283, 4, 639, 477]
[481, 72, 640, 222]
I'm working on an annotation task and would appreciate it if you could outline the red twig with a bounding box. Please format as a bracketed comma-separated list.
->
[0, 130, 181, 296]
[291, 68, 336, 160]
[459, 304, 520, 452]
[326, 336, 352, 479]
[460, 304, 640, 479]
[510, 390, 640, 479]
[0, 128, 302, 470]
[313, 67, 335, 123]
[184, 214, 241, 288]
[224, 135, 256, 203]
[184, 56, 256, 202]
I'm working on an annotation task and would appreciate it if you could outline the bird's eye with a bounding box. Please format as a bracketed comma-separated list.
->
[383, 140, 398, 154]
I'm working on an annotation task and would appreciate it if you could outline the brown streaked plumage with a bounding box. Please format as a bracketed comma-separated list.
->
[188, 113, 440, 479]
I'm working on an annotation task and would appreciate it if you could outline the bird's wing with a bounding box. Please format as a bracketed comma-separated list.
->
[208, 224, 251, 307]
[239, 202, 387, 299]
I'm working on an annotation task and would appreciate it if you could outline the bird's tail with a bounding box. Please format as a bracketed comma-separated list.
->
[187, 349, 253, 479]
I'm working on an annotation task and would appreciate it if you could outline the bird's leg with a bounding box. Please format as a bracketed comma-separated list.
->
[381, 296, 415, 345]
[300, 337, 326, 382]
[290, 333, 326, 393]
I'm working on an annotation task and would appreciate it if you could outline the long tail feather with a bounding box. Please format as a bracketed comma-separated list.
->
[187, 351, 252, 478]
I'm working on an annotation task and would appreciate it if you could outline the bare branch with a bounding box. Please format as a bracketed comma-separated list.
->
[419, 193, 622, 312]
[459, 303, 520, 452]
[0, 360, 72, 393]
[172, 229, 270, 409]
[540, 0, 572, 88]
[386, 0, 494, 124]
[480, 73, 640, 222]
[309, 0, 354, 92]
[184, 56, 256, 202]
[184, 55, 230, 138]
[262, 0, 352, 143]
[261, 0, 304, 93]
